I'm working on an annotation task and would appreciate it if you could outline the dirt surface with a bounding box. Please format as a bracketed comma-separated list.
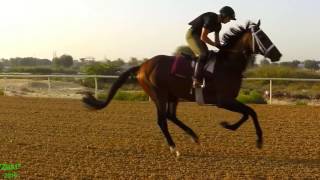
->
[0, 96, 319, 179]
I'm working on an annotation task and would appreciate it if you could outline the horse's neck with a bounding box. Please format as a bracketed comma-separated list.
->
[223, 39, 247, 54]
[217, 46, 249, 73]
[218, 46, 244, 60]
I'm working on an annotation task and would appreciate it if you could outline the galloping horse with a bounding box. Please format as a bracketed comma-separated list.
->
[83, 20, 282, 156]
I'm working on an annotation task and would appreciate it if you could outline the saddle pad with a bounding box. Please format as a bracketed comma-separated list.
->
[170, 54, 217, 78]
[170, 55, 193, 78]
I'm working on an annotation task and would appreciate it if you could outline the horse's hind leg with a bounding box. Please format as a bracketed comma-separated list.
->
[218, 99, 263, 149]
[155, 95, 181, 156]
[167, 97, 199, 144]
[137, 75, 179, 155]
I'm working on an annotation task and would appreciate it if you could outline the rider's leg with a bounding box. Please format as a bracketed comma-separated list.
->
[185, 28, 209, 88]
[193, 53, 207, 87]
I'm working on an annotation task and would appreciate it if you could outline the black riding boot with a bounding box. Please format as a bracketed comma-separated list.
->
[193, 61, 205, 88]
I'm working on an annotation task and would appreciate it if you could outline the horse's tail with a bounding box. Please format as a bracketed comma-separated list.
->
[82, 66, 140, 110]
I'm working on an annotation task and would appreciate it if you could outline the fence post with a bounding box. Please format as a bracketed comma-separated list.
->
[48, 77, 51, 92]
[269, 79, 272, 104]
[3, 77, 7, 96]
[94, 77, 98, 98]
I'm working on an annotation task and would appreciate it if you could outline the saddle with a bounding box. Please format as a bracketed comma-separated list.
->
[170, 51, 218, 105]
[170, 51, 217, 79]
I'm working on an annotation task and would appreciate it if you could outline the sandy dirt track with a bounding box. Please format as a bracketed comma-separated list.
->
[0, 96, 319, 179]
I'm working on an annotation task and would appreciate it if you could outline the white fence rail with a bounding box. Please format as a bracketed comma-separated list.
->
[1, 74, 320, 104]
[244, 78, 320, 104]
[0, 74, 118, 99]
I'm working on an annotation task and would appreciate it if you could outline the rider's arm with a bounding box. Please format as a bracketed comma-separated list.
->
[200, 27, 219, 48]
[214, 31, 221, 47]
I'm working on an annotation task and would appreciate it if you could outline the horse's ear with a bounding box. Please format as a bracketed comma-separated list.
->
[257, 20, 261, 27]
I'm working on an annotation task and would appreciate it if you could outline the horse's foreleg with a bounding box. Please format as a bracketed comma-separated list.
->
[217, 99, 263, 149]
[167, 100, 199, 144]
[220, 114, 249, 131]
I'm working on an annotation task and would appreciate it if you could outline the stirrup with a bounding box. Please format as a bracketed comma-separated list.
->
[194, 82, 205, 105]
[193, 78, 205, 89]
[193, 80, 201, 88]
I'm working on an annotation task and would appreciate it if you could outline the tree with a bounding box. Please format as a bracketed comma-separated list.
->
[59, 55, 74, 68]
[8, 57, 51, 66]
[292, 60, 301, 68]
[304, 60, 319, 70]
[128, 57, 140, 66]
[0, 58, 9, 66]
[174, 45, 195, 57]
[0, 62, 3, 72]
[53, 54, 74, 68]
[105, 58, 125, 68]
[52, 57, 60, 67]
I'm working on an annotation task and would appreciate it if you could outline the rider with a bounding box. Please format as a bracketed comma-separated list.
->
[186, 6, 236, 88]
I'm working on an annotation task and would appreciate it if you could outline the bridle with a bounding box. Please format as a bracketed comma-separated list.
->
[250, 25, 276, 57]
[221, 24, 276, 59]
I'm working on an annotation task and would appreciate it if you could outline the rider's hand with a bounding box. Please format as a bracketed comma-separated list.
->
[216, 43, 224, 49]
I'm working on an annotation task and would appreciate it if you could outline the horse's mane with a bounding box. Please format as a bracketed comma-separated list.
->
[221, 22, 251, 49]
[217, 21, 256, 70]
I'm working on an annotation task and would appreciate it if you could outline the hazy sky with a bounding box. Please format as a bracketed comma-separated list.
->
[0, 0, 319, 61]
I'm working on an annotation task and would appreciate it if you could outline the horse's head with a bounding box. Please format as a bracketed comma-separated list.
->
[247, 20, 282, 62]
[220, 21, 282, 63]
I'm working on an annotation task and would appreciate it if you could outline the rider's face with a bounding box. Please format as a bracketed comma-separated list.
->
[221, 17, 231, 24]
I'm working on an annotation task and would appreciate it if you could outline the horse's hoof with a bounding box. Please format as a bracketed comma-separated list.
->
[220, 121, 237, 131]
[170, 146, 181, 157]
[256, 139, 263, 149]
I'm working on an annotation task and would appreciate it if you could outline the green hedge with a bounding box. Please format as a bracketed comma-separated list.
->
[237, 90, 267, 104]
[98, 91, 148, 101]
[245, 66, 320, 79]
[98, 90, 266, 104]
[7, 67, 77, 74]
[242, 66, 320, 99]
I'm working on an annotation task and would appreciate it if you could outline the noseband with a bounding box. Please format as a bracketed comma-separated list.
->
[250, 26, 276, 57]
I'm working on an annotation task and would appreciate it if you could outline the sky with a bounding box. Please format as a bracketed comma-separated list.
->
[0, 0, 319, 62]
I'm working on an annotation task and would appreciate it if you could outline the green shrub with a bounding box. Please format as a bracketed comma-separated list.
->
[7, 67, 77, 74]
[8, 67, 53, 74]
[295, 100, 307, 106]
[245, 66, 320, 79]
[237, 90, 267, 104]
[80, 63, 121, 76]
[242, 66, 320, 100]
[98, 91, 148, 101]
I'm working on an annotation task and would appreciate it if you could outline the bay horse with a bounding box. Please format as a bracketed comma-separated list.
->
[83, 20, 282, 156]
